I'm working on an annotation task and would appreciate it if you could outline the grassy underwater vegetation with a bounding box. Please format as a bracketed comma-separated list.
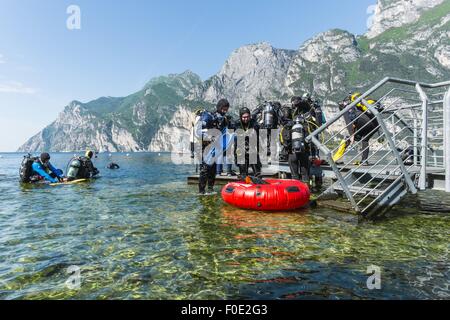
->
[0, 153, 448, 299]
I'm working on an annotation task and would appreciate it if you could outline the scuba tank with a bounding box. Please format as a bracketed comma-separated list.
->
[291, 116, 306, 154]
[67, 158, 81, 179]
[194, 110, 217, 142]
[19, 154, 38, 183]
[263, 103, 276, 128]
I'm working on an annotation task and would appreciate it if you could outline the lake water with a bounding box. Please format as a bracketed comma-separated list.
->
[0, 153, 448, 299]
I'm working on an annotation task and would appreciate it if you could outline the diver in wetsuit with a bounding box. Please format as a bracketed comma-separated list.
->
[29, 153, 64, 183]
[291, 94, 325, 187]
[286, 114, 310, 183]
[195, 99, 231, 195]
[66, 150, 99, 181]
[234, 107, 262, 177]
[251, 101, 284, 162]
[292, 94, 325, 158]
[107, 163, 120, 169]
[279, 105, 294, 162]
[341, 93, 382, 166]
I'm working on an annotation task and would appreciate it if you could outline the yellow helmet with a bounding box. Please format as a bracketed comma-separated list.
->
[351, 92, 362, 102]
[85, 150, 94, 159]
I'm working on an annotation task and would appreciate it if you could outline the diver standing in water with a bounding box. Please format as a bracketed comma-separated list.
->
[234, 107, 261, 177]
[214, 100, 234, 177]
[195, 99, 231, 195]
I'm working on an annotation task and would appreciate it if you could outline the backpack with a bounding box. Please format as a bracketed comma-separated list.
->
[75, 156, 90, 178]
[19, 154, 38, 183]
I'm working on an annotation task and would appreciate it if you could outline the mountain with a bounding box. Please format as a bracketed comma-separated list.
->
[196, 42, 296, 107]
[366, 0, 445, 38]
[20, 71, 210, 152]
[19, 0, 450, 153]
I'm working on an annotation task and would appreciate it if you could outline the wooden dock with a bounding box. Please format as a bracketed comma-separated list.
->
[187, 162, 446, 191]
[186, 161, 448, 215]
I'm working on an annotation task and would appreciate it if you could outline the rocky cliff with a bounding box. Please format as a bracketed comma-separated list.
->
[367, 0, 445, 38]
[197, 42, 296, 108]
[19, 0, 450, 153]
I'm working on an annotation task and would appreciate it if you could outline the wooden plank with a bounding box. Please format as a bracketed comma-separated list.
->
[317, 199, 357, 214]
[187, 175, 238, 186]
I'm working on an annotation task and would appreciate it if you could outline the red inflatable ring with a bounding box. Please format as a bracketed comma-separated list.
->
[221, 179, 310, 211]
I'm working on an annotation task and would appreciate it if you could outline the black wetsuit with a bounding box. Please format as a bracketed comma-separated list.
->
[283, 119, 310, 183]
[198, 112, 231, 194]
[68, 157, 99, 181]
[107, 163, 120, 169]
[292, 99, 324, 158]
[350, 108, 380, 163]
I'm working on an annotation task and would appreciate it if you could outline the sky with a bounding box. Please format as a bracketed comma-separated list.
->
[0, 0, 377, 151]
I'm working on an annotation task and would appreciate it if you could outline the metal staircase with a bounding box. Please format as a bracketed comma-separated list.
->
[306, 78, 450, 218]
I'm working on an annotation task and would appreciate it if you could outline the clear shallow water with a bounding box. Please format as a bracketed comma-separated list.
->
[0, 153, 448, 300]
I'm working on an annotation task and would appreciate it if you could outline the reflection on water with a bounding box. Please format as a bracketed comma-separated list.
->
[0, 153, 448, 299]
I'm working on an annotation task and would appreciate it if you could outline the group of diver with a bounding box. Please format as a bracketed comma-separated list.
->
[19, 151, 101, 184]
[193, 92, 383, 195]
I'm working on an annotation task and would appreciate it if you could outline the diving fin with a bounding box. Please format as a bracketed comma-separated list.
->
[332, 139, 349, 162]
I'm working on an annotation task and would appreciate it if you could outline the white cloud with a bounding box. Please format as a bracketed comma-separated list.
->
[0, 54, 5, 64]
[0, 81, 37, 94]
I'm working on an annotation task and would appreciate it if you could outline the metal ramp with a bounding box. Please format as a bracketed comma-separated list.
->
[306, 77, 450, 218]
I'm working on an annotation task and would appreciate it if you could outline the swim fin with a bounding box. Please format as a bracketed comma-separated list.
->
[332, 139, 349, 162]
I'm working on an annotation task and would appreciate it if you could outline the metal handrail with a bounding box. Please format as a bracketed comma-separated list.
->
[306, 77, 450, 143]
[308, 77, 450, 215]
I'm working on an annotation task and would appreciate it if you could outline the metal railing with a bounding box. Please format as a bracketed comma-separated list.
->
[306, 77, 450, 216]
